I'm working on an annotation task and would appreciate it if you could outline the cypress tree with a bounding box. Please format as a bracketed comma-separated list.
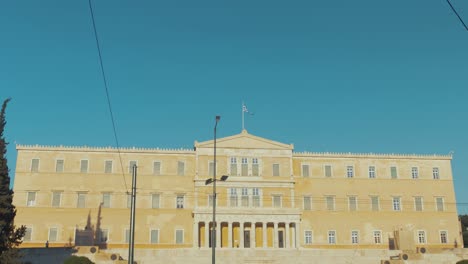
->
[0, 98, 26, 263]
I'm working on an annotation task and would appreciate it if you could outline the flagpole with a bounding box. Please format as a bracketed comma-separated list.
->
[242, 102, 244, 131]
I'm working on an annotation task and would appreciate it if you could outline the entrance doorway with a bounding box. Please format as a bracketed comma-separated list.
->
[244, 230, 250, 248]
[278, 230, 284, 248]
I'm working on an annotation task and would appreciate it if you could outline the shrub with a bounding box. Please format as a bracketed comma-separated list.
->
[63, 256, 94, 264]
[456, 260, 468, 264]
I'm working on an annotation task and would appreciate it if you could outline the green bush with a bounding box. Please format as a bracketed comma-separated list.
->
[63, 256, 94, 264]
[456, 260, 468, 264]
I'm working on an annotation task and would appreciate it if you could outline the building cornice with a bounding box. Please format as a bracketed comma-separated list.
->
[293, 151, 452, 160]
[16, 144, 195, 154]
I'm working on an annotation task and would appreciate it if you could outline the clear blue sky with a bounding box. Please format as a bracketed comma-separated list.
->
[1, 1, 467, 212]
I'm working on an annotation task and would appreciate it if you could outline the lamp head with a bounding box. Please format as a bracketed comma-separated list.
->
[205, 178, 214, 185]
[216, 116, 221, 122]
[220, 175, 229, 181]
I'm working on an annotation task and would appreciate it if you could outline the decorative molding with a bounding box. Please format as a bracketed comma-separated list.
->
[16, 144, 194, 154]
[293, 151, 452, 160]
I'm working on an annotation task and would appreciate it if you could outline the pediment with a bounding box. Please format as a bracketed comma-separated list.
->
[195, 130, 293, 150]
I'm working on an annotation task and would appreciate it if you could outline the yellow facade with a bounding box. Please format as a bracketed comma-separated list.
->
[13, 130, 462, 251]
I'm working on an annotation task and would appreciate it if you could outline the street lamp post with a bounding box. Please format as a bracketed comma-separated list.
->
[204, 115, 228, 264]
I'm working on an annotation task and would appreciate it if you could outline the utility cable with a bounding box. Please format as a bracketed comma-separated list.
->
[446, 0, 468, 31]
[87, 0, 129, 193]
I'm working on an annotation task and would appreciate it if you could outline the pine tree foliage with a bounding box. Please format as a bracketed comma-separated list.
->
[0, 98, 26, 263]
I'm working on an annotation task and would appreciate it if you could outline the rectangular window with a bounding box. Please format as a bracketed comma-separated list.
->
[418, 230, 426, 244]
[229, 188, 238, 207]
[440, 231, 448, 244]
[412, 167, 419, 179]
[241, 158, 248, 176]
[252, 188, 260, 207]
[176, 195, 184, 209]
[348, 196, 357, 211]
[150, 229, 159, 244]
[302, 164, 310, 178]
[324, 165, 332, 177]
[272, 163, 280, 177]
[152, 194, 160, 209]
[105, 160, 113, 174]
[433, 167, 440, 179]
[80, 160, 88, 173]
[177, 161, 185, 176]
[393, 197, 401, 211]
[273, 195, 282, 208]
[368, 166, 376, 178]
[371, 196, 380, 211]
[24, 227, 32, 241]
[390, 166, 398, 179]
[48, 227, 58, 242]
[305, 231, 312, 245]
[102, 193, 111, 208]
[153, 161, 161, 176]
[230, 157, 237, 176]
[209, 161, 215, 177]
[27, 192, 36, 207]
[351, 230, 359, 244]
[241, 188, 249, 207]
[252, 158, 259, 176]
[326, 196, 335, 211]
[175, 229, 184, 244]
[129, 160, 137, 173]
[208, 194, 214, 207]
[414, 196, 423, 211]
[99, 229, 108, 243]
[55, 159, 64, 172]
[77, 193, 86, 208]
[31, 158, 39, 172]
[303, 196, 312, 211]
[373, 231, 382, 244]
[52, 191, 62, 207]
[328, 230, 336, 244]
[436, 197, 445, 211]
[125, 229, 130, 243]
[347, 166, 354, 178]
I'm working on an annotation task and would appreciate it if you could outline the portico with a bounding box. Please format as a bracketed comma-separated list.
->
[193, 210, 301, 249]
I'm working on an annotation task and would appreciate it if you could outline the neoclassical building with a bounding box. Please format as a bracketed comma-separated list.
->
[13, 130, 463, 252]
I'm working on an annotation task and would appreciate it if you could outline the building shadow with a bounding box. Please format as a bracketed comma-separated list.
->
[74, 203, 107, 249]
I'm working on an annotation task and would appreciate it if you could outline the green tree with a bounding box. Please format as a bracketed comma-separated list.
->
[461, 215, 468, 248]
[63, 255, 95, 264]
[0, 98, 26, 263]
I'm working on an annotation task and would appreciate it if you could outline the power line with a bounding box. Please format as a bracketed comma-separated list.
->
[87, 0, 129, 194]
[446, 0, 468, 31]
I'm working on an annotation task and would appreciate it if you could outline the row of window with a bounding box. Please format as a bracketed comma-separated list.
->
[23, 226, 448, 246]
[23, 227, 184, 244]
[29, 158, 443, 180]
[26, 191, 185, 209]
[301, 164, 441, 179]
[25, 191, 446, 212]
[302, 196, 446, 212]
[304, 230, 448, 245]
[30, 158, 185, 176]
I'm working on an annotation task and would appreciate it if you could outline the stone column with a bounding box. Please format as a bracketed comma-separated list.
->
[193, 221, 198, 248]
[251, 222, 256, 248]
[228, 222, 233, 248]
[240, 222, 244, 248]
[273, 222, 278, 248]
[205, 222, 210, 248]
[216, 221, 221, 248]
[263, 222, 267, 248]
[285, 223, 290, 248]
[295, 222, 300, 248]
